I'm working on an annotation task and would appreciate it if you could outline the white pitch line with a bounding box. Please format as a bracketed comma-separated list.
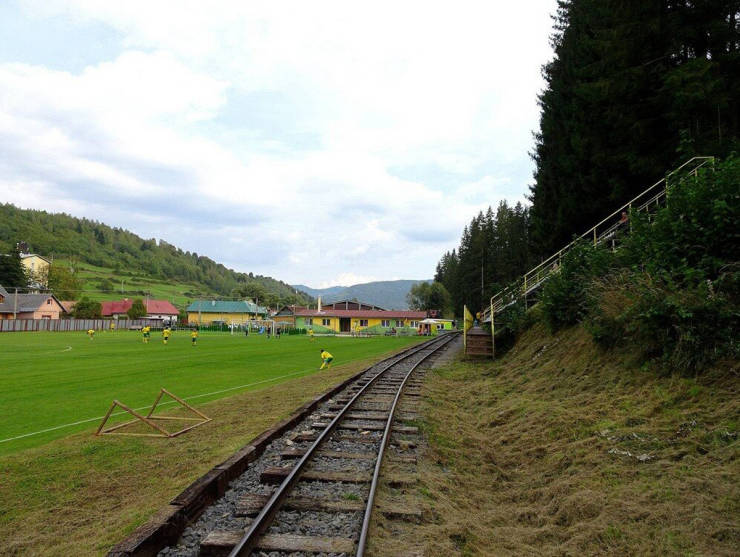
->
[62, 346, 72, 352]
[0, 367, 319, 444]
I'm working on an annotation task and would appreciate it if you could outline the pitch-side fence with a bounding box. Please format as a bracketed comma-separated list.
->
[0, 318, 159, 333]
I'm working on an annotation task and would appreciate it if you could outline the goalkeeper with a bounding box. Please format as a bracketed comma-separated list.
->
[319, 348, 333, 370]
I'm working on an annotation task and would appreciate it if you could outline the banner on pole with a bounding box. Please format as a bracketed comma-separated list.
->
[463, 305, 474, 332]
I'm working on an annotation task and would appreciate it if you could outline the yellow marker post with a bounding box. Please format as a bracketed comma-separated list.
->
[490, 298, 495, 360]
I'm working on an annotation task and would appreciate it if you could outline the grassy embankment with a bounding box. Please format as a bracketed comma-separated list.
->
[0, 332, 425, 555]
[369, 322, 737, 556]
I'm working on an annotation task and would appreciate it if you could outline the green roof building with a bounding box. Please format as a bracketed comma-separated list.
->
[186, 300, 268, 325]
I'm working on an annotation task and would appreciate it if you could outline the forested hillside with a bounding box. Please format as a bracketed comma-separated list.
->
[0, 203, 311, 305]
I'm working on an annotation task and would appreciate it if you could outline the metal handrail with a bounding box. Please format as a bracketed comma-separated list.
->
[483, 156, 715, 322]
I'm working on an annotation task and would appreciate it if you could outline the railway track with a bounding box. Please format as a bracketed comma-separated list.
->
[155, 333, 458, 557]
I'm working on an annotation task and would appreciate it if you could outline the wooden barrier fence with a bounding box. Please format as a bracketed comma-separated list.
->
[0, 318, 159, 333]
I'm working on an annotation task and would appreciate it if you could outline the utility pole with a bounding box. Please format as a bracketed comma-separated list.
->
[481, 258, 484, 297]
[13, 287, 18, 319]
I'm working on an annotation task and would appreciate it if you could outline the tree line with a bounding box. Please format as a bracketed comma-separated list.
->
[435, 0, 738, 315]
[434, 202, 530, 315]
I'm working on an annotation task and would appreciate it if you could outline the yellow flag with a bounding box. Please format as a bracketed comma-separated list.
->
[463, 305, 474, 333]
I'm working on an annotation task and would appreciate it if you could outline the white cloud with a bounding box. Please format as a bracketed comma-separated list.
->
[2, 1, 558, 285]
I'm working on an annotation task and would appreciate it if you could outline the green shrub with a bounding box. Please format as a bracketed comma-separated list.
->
[586, 269, 739, 373]
[578, 157, 739, 374]
[493, 297, 537, 353]
[622, 273, 738, 373]
[620, 156, 740, 283]
[540, 241, 615, 331]
[72, 297, 102, 319]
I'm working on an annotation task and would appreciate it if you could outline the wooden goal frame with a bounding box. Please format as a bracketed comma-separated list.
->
[95, 388, 212, 438]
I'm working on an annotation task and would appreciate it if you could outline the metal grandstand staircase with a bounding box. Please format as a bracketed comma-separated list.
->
[479, 156, 715, 345]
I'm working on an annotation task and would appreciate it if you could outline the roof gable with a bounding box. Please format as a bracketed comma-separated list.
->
[101, 299, 180, 316]
[322, 300, 387, 311]
[145, 300, 179, 315]
[0, 293, 65, 314]
[20, 253, 50, 264]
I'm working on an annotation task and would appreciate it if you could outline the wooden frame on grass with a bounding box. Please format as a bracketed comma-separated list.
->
[95, 388, 212, 438]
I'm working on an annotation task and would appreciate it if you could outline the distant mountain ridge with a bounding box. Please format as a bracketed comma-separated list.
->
[292, 279, 432, 310]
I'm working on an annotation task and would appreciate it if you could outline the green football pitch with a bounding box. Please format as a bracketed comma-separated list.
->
[0, 330, 424, 454]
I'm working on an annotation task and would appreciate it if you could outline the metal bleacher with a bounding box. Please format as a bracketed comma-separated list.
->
[481, 156, 715, 325]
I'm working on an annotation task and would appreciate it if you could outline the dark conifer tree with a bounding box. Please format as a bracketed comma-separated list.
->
[0, 247, 27, 288]
[436, 202, 531, 315]
[530, 0, 739, 256]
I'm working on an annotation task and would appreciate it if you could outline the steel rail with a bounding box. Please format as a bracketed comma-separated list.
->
[357, 332, 459, 556]
[227, 333, 454, 557]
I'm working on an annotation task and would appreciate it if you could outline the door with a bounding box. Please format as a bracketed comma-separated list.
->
[340, 318, 350, 332]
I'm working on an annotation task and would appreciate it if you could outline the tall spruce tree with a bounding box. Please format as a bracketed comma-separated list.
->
[529, 0, 740, 257]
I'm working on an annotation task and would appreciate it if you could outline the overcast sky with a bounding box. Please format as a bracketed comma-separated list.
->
[0, 1, 557, 288]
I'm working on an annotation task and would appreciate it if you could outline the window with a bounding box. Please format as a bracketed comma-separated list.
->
[47, 299, 51, 305]
[381, 320, 390, 327]
[395, 320, 403, 327]
[410, 321, 418, 327]
[359, 319, 368, 327]
[322, 318, 331, 326]
[306, 318, 313, 325]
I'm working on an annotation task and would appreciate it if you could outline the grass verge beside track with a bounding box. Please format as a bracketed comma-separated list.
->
[0, 340, 423, 556]
[368, 323, 737, 556]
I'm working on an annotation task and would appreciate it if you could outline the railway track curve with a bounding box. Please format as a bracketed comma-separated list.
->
[152, 332, 458, 557]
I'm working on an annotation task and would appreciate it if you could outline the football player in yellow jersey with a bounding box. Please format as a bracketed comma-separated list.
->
[162, 327, 171, 345]
[191, 329, 198, 346]
[142, 325, 151, 343]
[87, 328, 95, 340]
[308, 328, 314, 341]
[319, 348, 333, 370]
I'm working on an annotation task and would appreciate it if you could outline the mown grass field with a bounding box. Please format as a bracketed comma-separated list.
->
[1, 333, 423, 556]
[0, 330, 424, 454]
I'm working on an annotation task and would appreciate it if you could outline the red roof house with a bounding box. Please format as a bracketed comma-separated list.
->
[101, 299, 179, 321]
